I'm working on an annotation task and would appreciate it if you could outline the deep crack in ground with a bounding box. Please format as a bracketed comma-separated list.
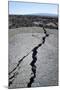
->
[27, 27, 49, 87]
[9, 27, 49, 87]
[9, 51, 31, 86]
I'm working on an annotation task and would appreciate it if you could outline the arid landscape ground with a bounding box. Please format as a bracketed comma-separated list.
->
[8, 15, 58, 88]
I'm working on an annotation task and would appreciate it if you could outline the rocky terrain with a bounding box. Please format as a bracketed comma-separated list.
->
[9, 15, 58, 29]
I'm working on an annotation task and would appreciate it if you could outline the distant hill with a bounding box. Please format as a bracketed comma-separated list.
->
[25, 13, 58, 17]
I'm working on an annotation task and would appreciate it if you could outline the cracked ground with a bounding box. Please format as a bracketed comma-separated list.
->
[8, 27, 58, 88]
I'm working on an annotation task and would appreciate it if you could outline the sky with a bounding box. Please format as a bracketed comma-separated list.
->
[9, 1, 58, 15]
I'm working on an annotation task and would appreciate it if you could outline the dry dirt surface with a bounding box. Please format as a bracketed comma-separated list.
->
[8, 26, 58, 88]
